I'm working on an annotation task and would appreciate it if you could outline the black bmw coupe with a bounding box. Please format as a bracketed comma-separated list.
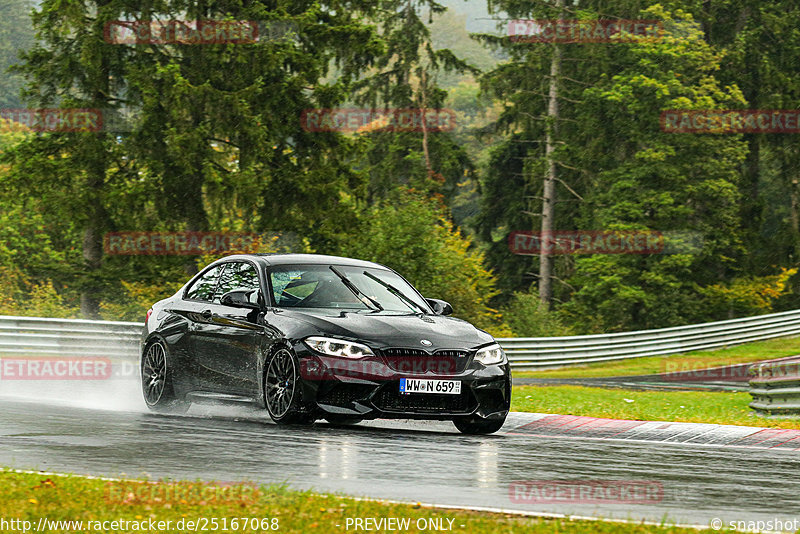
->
[140, 254, 511, 434]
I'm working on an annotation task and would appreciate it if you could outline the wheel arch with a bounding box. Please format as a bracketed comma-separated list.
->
[141, 332, 169, 358]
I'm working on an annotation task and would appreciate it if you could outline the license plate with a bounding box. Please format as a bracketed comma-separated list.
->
[399, 378, 461, 395]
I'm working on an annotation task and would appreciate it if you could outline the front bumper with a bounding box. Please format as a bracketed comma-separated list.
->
[295, 344, 511, 421]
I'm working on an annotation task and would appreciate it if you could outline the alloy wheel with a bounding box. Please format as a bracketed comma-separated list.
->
[265, 348, 297, 419]
[142, 342, 167, 406]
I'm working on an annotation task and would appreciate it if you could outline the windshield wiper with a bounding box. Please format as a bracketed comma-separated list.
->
[362, 271, 428, 314]
[329, 266, 383, 311]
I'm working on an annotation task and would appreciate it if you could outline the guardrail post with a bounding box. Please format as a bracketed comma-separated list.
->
[749, 358, 800, 415]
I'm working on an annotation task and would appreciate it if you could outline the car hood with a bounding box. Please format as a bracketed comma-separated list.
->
[279, 309, 495, 350]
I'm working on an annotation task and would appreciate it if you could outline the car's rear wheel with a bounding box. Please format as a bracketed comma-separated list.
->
[141, 340, 190, 414]
[265, 347, 314, 424]
[453, 416, 506, 435]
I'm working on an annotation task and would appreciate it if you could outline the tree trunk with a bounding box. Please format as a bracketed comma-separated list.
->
[419, 70, 434, 181]
[80, 14, 112, 319]
[539, 0, 564, 310]
[80, 191, 104, 319]
[791, 175, 800, 260]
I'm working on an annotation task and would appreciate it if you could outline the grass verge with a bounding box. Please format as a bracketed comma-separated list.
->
[512, 336, 800, 379]
[512, 385, 800, 429]
[0, 470, 699, 533]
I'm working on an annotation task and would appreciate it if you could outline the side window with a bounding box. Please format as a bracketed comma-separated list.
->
[215, 262, 261, 304]
[185, 265, 223, 302]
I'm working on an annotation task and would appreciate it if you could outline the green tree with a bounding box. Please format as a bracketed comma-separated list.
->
[703, 0, 800, 278]
[476, 0, 633, 302]
[500, 291, 574, 337]
[352, 0, 478, 202]
[0, 0, 35, 108]
[341, 190, 510, 336]
[4, 1, 384, 317]
[6, 0, 136, 317]
[125, 2, 384, 261]
[560, 6, 749, 331]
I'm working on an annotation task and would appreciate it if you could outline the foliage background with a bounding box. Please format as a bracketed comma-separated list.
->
[1, 0, 799, 337]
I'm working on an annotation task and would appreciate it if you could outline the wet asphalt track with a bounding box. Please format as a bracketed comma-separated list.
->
[2, 379, 800, 531]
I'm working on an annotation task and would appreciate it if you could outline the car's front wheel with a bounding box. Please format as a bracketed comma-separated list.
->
[264, 347, 314, 424]
[141, 340, 190, 414]
[453, 416, 506, 435]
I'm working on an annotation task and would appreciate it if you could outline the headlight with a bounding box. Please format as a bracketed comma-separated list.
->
[474, 343, 506, 365]
[304, 336, 374, 359]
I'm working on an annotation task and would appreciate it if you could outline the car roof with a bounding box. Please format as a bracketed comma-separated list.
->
[212, 253, 391, 270]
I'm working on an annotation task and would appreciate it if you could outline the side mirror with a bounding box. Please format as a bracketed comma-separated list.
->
[220, 289, 262, 309]
[426, 298, 453, 316]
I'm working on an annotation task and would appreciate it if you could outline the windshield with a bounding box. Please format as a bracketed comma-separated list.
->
[269, 265, 431, 313]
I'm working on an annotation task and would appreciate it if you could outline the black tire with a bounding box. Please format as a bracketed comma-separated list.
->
[264, 347, 314, 424]
[141, 340, 190, 414]
[453, 416, 506, 435]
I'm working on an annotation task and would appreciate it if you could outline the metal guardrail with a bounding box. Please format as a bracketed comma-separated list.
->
[1, 309, 800, 370]
[0, 315, 141, 360]
[498, 309, 800, 369]
[749, 359, 800, 414]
